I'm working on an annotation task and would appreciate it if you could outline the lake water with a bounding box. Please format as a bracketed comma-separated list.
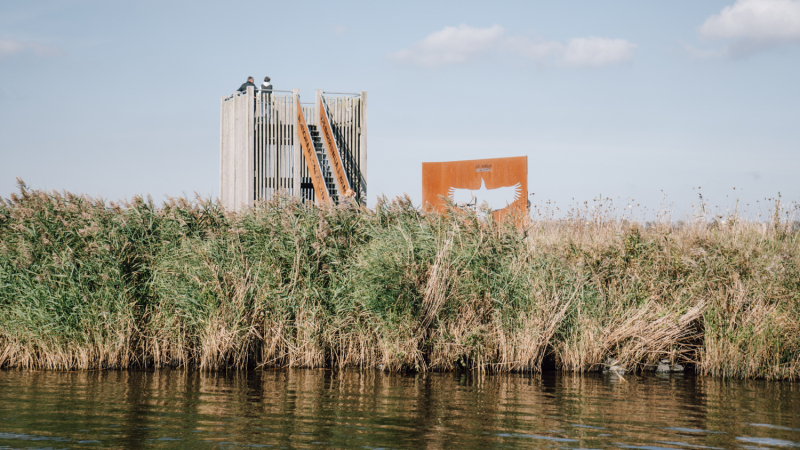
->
[0, 369, 798, 449]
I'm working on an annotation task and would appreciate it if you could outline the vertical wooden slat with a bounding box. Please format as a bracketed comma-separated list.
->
[286, 97, 289, 194]
[287, 96, 291, 194]
[220, 96, 231, 210]
[255, 100, 259, 203]
[292, 89, 302, 199]
[269, 95, 275, 200]
[275, 95, 286, 195]
[238, 89, 247, 210]
[246, 87, 254, 209]
[282, 95, 284, 195]
[359, 91, 367, 204]
[285, 95, 289, 194]
[266, 95, 270, 200]
[264, 96, 267, 199]
[232, 92, 241, 209]
[220, 96, 227, 209]
[274, 95, 278, 197]
[234, 90, 242, 209]
[233, 91, 244, 210]
[256, 96, 261, 203]
[347, 97, 352, 192]
[225, 95, 237, 210]
[281, 96, 284, 195]
[260, 95, 264, 202]
[268, 96, 272, 199]
[275, 95, 278, 197]
[277, 95, 281, 194]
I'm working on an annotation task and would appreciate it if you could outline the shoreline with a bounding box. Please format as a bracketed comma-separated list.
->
[1, 185, 798, 380]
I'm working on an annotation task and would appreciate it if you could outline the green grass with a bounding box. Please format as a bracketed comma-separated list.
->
[1, 181, 798, 379]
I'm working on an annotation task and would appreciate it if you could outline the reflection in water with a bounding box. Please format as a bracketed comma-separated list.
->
[0, 369, 798, 449]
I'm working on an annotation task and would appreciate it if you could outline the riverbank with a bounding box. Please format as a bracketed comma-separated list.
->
[1, 183, 798, 379]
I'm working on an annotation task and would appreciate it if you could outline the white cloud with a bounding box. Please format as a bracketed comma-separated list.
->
[390, 25, 636, 68]
[0, 39, 25, 57]
[697, 0, 800, 57]
[561, 37, 637, 67]
[389, 24, 506, 66]
[700, 0, 800, 40]
[333, 25, 350, 36]
[0, 38, 62, 59]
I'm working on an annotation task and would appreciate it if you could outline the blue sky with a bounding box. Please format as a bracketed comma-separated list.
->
[1, 0, 799, 218]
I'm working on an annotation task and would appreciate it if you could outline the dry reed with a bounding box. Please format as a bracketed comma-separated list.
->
[1, 180, 798, 379]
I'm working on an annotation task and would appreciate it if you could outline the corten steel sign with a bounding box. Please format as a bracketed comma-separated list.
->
[296, 97, 330, 204]
[422, 156, 528, 221]
[318, 98, 351, 196]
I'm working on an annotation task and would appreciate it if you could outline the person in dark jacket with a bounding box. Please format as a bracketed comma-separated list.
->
[237, 77, 256, 94]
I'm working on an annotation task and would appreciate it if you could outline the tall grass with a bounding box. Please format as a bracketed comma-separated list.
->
[1, 181, 798, 379]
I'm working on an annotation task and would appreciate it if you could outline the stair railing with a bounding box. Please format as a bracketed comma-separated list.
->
[317, 90, 352, 200]
[294, 95, 331, 204]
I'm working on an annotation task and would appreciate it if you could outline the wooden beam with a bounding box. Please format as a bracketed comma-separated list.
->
[295, 95, 330, 204]
[317, 91, 351, 197]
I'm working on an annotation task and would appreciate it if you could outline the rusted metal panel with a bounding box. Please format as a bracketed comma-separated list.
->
[422, 156, 528, 222]
[295, 96, 330, 204]
[318, 97, 351, 196]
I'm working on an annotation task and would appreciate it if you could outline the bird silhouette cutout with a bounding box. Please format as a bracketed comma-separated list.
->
[448, 178, 522, 212]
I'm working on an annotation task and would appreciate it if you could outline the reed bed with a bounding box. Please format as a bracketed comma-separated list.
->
[0, 181, 798, 379]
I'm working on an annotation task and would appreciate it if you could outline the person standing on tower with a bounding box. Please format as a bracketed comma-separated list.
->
[261, 76, 272, 95]
[260, 76, 273, 118]
[237, 76, 256, 94]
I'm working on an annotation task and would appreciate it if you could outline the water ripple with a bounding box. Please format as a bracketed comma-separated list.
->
[0, 370, 797, 449]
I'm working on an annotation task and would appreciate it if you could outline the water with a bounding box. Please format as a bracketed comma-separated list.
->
[0, 369, 798, 449]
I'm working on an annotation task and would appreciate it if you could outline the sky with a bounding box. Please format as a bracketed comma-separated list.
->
[1, 0, 799, 219]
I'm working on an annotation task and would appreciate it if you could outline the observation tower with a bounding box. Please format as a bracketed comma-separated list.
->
[220, 87, 367, 211]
